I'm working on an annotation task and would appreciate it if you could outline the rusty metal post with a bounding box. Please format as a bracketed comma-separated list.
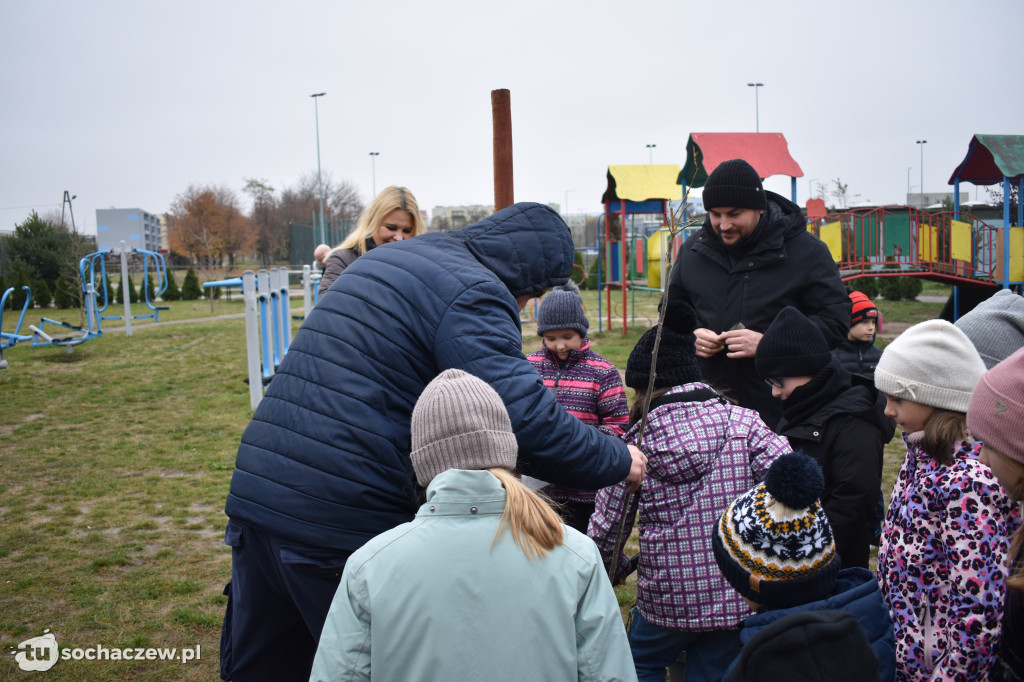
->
[491, 89, 514, 211]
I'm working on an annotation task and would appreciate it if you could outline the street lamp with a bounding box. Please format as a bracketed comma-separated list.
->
[916, 140, 927, 208]
[808, 177, 820, 202]
[646, 144, 656, 164]
[747, 82, 763, 132]
[564, 189, 575, 219]
[369, 152, 380, 197]
[311, 92, 327, 244]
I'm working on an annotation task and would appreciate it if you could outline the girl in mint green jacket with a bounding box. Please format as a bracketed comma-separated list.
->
[310, 369, 636, 682]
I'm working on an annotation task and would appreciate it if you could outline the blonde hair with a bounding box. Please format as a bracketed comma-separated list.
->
[921, 408, 969, 466]
[488, 468, 564, 560]
[335, 186, 424, 255]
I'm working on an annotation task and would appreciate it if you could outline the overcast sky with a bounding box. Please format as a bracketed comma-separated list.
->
[2, 0, 1021, 235]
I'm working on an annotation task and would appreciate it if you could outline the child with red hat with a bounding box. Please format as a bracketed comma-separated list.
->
[833, 290, 882, 380]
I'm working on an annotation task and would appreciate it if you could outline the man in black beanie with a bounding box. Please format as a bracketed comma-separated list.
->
[665, 158, 850, 428]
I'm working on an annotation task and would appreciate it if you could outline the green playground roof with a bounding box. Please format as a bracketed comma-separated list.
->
[948, 134, 1024, 185]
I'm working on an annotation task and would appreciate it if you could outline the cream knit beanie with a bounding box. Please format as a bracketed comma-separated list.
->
[874, 319, 986, 412]
[410, 369, 518, 486]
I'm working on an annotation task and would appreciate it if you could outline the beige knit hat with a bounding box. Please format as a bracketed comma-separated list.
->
[875, 319, 986, 412]
[410, 369, 518, 486]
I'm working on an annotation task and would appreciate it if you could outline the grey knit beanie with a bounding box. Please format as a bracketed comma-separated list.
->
[874, 319, 986, 412]
[410, 369, 518, 486]
[536, 282, 589, 337]
[954, 289, 1024, 370]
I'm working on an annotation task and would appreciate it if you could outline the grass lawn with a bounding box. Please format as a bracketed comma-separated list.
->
[1, 282, 944, 678]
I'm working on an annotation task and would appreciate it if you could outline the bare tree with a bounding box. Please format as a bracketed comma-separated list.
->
[243, 178, 281, 267]
[277, 171, 366, 248]
[829, 178, 850, 210]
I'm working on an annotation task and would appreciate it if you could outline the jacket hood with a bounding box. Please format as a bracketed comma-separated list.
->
[451, 202, 574, 298]
[623, 383, 727, 485]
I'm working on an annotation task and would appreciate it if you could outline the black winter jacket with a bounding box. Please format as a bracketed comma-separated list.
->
[667, 191, 851, 428]
[225, 203, 632, 553]
[775, 359, 896, 569]
[832, 336, 883, 380]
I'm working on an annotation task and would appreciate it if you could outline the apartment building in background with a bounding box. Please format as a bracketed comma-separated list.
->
[95, 208, 162, 252]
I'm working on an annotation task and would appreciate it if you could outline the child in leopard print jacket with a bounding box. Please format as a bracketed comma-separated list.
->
[874, 320, 1022, 682]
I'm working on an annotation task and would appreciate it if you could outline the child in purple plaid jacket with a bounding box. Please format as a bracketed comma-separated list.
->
[528, 283, 629, 533]
[589, 299, 791, 682]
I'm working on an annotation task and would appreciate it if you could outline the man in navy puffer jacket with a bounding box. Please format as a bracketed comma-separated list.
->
[219, 202, 646, 681]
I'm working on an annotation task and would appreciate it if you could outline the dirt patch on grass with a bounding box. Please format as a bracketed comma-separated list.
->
[878, 321, 910, 339]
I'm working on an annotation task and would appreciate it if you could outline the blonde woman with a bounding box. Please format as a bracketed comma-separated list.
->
[317, 185, 425, 297]
[310, 369, 636, 682]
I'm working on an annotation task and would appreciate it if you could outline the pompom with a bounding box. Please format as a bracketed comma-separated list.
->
[764, 451, 823, 510]
[663, 297, 697, 337]
[556, 280, 581, 296]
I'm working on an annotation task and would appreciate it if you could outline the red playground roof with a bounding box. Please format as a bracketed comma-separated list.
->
[948, 134, 1024, 185]
[678, 133, 804, 187]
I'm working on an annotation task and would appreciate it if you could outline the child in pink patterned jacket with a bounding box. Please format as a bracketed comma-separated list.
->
[874, 320, 1021, 682]
[527, 283, 629, 532]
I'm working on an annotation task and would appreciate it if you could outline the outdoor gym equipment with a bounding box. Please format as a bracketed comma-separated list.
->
[1, 286, 33, 369]
[205, 265, 321, 409]
[77, 241, 169, 338]
[1, 284, 93, 366]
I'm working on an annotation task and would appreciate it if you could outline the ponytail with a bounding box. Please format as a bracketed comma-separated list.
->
[488, 468, 564, 560]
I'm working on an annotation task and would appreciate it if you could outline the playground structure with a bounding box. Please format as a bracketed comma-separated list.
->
[0, 243, 169, 368]
[595, 134, 805, 333]
[812, 134, 1024, 314]
[204, 265, 322, 409]
[596, 164, 683, 333]
[591, 132, 1023, 332]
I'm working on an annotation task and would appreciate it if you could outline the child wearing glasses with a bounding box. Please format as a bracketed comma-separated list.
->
[754, 306, 894, 570]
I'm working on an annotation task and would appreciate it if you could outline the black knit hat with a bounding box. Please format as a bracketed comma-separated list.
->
[702, 159, 767, 211]
[536, 282, 589, 337]
[712, 452, 840, 609]
[725, 610, 880, 682]
[755, 306, 831, 379]
[625, 298, 702, 389]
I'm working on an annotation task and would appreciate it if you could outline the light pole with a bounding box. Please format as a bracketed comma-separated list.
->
[808, 177, 820, 202]
[564, 189, 575, 218]
[311, 92, 327, 244]
[646, 144, 656, 164]
[369, 152, 380, 197]
[907, 167, 912, 204]
[747, 82, 763, 132]
[916, 140, 927, 208]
